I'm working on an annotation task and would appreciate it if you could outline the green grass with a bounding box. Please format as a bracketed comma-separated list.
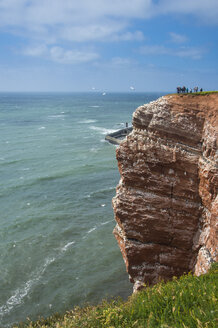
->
[14, 263, 217, 328]
[170, 91, 218, 96]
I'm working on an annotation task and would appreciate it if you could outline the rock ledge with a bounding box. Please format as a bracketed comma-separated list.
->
[113, 94, 218, 290]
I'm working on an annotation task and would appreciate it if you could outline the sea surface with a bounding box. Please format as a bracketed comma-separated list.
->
[0, 92, 164, 327]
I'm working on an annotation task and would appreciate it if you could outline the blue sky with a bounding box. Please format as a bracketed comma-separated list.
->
[0, 0, 218, 92]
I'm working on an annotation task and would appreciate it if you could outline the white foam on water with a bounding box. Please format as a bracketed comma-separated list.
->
[78, 119, 97, 124]
[84, 186, 115, 201]
[90, 147, 99, 153]
[89, 126, 116, 135]
[87, 227, 97, 234]
[61, 241, 75, 252]
[48, 115, 65, 119]
[100, 219, 113, 226]
[38, 126, 46, 130]
[88, 106, 100, 108]
[88, 186, 116, 197]
[0, 257, 55, 318]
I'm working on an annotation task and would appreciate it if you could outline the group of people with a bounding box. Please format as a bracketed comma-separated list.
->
[176, 86, 203, 94]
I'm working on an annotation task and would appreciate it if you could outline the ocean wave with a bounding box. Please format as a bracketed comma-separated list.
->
[87, 227, 97, 234]
[90, 147, 100, 153]
[0, 257, 55, 318]
[86, 186, 116, 198]
[78, 119, 97, 124]
[61, 241, 75, 252]
[115, 122, 125, 127]
[89, 126, 116, 135]
[0, 159, 24, 166]
[88, 105, 100, 108]
[47, 115, 65, 119]
[100, 219, 113, 226]
[0, 166, 97, 197]
[0, 238, 77, 318]
[31, 169, 76, 184]
[83, 220, 113, 240]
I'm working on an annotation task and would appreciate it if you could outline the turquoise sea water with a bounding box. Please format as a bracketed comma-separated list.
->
[0, 92, 164, 327]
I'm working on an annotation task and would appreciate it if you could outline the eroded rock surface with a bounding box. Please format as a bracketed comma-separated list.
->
[113, 93, 217, 291]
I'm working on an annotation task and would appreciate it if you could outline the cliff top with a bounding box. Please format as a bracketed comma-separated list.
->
[165, 92, 218, 128]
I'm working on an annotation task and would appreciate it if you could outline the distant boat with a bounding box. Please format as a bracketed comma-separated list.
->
[102, 92, 106, 96]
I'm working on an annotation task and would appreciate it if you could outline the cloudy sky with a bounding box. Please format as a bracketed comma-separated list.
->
[0, 0, 218, 92]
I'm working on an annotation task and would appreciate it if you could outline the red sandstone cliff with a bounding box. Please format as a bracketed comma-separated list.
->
[113, 93, 217, 291]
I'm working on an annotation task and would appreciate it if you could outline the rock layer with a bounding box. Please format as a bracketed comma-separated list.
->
[113, 93, 217, 290]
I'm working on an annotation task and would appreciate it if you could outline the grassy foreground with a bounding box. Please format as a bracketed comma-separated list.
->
[15, 263, 217, 328]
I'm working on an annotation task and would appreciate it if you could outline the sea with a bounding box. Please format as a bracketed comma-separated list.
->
[0, 92, 164, 327]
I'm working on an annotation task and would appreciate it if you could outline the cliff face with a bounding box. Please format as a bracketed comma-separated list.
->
[113, 93, 217, 291]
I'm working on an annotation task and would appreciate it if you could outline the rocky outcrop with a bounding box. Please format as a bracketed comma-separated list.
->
[113, 93, 217, 291]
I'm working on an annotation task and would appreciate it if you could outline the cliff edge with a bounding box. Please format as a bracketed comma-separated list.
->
[113, 93, 217, 291]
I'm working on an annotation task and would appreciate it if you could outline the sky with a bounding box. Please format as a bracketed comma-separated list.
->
[0, 0, 218, 92]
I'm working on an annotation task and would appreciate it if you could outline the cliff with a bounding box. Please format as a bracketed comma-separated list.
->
[113, 93, 218, 291]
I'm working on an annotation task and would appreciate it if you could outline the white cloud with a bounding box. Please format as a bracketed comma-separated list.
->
[0, 0, 217, 65]
[155, 0, 218, 24]
[0, 1, 150, 45]
[111, 57, 133, 66]
[23, 44, 48, 57]
[140, 45, 169, 55]
[169, 32, 188, 44]
[1, 0, 218, 30]
[0, 0, 151, 27]
[59, 22, 126, 42]
[140, 45, 204, 59]
[50, 46, 99, 64]
[60, 26, 145, 43]
[112, 31, 145, 42]
[175, 47, 204, 60]
[0, 0, 217, 40]
[22, 44, 99, 64]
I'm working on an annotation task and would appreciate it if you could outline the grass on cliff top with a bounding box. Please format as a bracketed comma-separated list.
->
[14, 263, 218, 328]
[171, 90, 218, 96]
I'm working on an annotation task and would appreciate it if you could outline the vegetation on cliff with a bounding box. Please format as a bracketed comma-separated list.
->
[15, 263, 217, 328]
[171, 90, 218, 96]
